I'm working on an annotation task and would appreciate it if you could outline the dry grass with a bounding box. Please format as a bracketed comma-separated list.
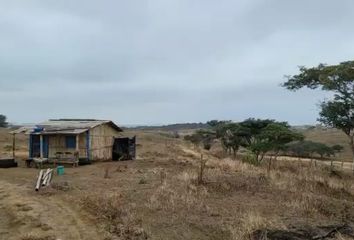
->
[20, 234, 55, 240]
[230, 211, 285, 240]
[79, 192, 148, 240]
[1, 129, 354, 239]
[148, 171, 209, 214]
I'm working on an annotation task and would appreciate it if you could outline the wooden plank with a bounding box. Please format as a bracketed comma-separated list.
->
[40, 135, 43, 159]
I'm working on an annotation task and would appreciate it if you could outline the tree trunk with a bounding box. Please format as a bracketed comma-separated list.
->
[258, 153, 264, 163]
[330, 159, 334, 171]
[267, 156, 272, 174]
[349, 133, 354, 175]
[274, 153, 278, 168]
[351, 144, 354, 175]
[232, 147, 239, 160]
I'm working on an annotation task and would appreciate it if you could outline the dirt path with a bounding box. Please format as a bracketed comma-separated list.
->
[276, 156, 354, 171]
[0, 180, 102, 240]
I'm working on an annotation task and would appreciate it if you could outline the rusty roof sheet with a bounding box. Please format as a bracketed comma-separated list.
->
[10, 119, 122, 135]
[37, 119, 122, 132]
[31, 128, 89, 135]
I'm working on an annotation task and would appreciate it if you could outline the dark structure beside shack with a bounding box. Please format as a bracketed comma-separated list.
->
[11, 119, 136, 165]
[112, 137, 136, 161]
[0, 159, 18, 168]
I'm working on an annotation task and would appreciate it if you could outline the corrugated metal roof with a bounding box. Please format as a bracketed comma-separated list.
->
[9, 126, 35, 134]
[31, 128, 89, 135]
[38, 119, 122, 132]
[38, 119, 111, 130]
[10, 119, 122, 135]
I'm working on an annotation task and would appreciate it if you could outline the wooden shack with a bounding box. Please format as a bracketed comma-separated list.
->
[12, 119, 135, 163]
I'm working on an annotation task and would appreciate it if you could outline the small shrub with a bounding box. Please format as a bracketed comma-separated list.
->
[139, 178, 147, 184]
[197, 154, 208, 185]
[241, 153, 259, 166]
[230, 211, 284, 240]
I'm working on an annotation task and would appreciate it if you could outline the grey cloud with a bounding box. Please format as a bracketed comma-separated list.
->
[1, 0, 354, 124]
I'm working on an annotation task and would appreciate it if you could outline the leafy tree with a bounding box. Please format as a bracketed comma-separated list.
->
[332, 144, 344, 155]
[247, 122, 303, 162]
[286, 141, 308, 158]
[239, 118, 277, 145]
[197, 129, 216, 150]
[238, 119, 277, 160]
[207, 120, 226, 128]
[286, 140, 334, 159]
[315, 143, 334, 159]
[219, 123, 250, 157]
[184, 129, 216, 150]
[260, 123, 303, 158]
[0, 114, 8, 128]
[283, 61, 354, 173]
[184, 134, 203, 148]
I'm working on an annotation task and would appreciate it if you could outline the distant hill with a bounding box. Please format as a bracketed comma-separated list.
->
[299, 126, 352, 162]
[126, 122, 209, 131]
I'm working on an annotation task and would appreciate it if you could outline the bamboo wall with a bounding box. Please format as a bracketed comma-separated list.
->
[89, 124, 121, 160]
[47, 134, 87, 158]
[45, 123, 121, 161]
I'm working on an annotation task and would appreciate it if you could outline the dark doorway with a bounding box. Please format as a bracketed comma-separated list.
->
[112, 136, 136, 161]
[30, 135, 49, 158]
[30, 135, 40, 158]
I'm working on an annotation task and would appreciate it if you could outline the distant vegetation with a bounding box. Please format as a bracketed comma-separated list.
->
[285, 141, 343, 159]
[184, 118, 344, 164]
[127, 122, 209, 131]
[0, 114, 7, 128]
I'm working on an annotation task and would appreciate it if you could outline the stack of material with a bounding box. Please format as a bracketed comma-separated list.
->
[35, 168, 54, 191]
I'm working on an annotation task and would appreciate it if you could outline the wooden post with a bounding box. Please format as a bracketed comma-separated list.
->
[40, 135, 43, 159]
[76, 135, 80, 166]
[76, 135, 79, 153]
[12, 133, 16, 159]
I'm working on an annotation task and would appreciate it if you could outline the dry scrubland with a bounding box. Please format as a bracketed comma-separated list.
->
[0, 129, 354, 239]
[302, 127, 353, 162]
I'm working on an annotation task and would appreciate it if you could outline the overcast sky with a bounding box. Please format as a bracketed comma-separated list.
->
[1, 0, 354, 125]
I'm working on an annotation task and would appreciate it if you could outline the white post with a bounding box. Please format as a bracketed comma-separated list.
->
[35, 170, 44, 191]
[42, 169, 51, 186]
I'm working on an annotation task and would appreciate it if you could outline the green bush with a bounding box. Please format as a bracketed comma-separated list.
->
[241, 153, 260, 166]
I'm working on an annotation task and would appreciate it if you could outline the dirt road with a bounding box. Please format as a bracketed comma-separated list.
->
[0, 180, 102, 240]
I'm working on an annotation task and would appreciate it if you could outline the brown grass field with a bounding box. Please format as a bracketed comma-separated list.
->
[1, 128, 354, 239]
[301, 127, 353, 162]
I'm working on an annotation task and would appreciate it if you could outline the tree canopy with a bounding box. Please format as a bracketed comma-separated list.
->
[240, 120, 303, 162]
[203, 118, 303, 162]
[283, 61, 354, 172]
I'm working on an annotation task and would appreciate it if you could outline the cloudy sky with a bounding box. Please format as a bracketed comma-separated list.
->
[1, 0, 354, 125]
